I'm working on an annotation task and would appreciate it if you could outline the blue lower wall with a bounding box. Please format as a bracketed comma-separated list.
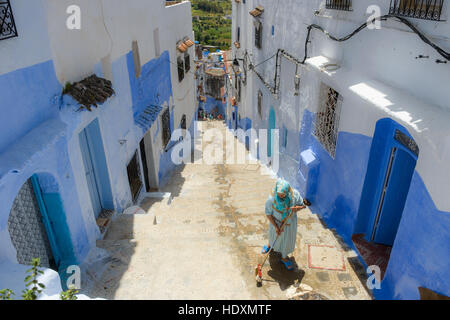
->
[229, 108, 450, 300]
[0, 60, 61, 154]
[297, 109, 450, 299]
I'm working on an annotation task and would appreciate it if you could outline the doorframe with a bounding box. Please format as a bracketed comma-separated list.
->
[79, 119, 114, 218]
[142, 129, 159, 191]
[30, 175, 61, 267]
[268, 106, 276, 158]
[355, 118, 419, 244]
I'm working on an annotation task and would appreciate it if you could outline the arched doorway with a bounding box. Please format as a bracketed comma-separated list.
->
[8, 177, 56, 270]
[8, 174, 76, 274]
[268, 107, 276, 158]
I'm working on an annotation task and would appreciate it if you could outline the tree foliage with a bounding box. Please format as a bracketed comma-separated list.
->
[192, 0, 231, 50]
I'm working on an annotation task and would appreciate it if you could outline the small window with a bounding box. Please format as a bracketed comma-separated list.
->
[257, 90, 263, 118]
[389, 0, 444, 21]
[127, 151, 143, 202]
[181, 114, 187, 130]
[177, 56, 185, 82]
[314, 84, 342, 158]
[132, 40, 141, 78]
[237, 78, 242, 102]
[184, 53, 191, 73]
[0, 0, 18, 41]
[255, 21, 262, 49]
[325, 0, 352, 11]
[271, 25, 275, 36]
[162, 108, 171, 148]
[283, 127, 288, 148]
[154, 28, 161, 57]
[237, 27, 241, 42]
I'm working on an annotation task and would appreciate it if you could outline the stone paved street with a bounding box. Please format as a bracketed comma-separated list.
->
[85, 121, 372, 300]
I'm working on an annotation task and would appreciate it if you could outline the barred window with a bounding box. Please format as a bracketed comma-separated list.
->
[314, 84, 342, 158]
[0, 0, 18, 41]
[282, 126, 288, 149]
[162, 108, 171, 148]
[126, 151, 142, 202]
[257, 90, 263, 118]
[184, 53, 191, 73]
[255, 21, 262, 49]
[177, 57, 185, 82]
[325, 0, 352, 11]
[181, 114, 186, 130]
[389, 0, 444, 21]
[237, 78, 242, 102]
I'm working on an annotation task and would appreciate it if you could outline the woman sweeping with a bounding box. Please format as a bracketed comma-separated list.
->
[262, 179, 310, 270]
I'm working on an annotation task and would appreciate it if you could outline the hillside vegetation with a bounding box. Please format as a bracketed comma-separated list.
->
[192, 0, 232, 50]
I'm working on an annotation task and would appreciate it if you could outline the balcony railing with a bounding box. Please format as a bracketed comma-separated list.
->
[389, 0, 444, 21]
[0, 0, 18, 41]
[325, 0, 352, 11]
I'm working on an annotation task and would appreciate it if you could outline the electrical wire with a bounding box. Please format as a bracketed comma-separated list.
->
[302, 14, 450, 63]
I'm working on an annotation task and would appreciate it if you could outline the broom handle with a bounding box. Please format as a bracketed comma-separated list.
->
[260, 207, 298, 268]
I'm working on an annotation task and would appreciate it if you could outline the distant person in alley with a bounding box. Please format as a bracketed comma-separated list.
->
[262, 179, 311, 270]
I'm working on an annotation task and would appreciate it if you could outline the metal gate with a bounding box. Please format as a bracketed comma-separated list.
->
[8, 179, 55, 269]
[127, 151, 143, 202]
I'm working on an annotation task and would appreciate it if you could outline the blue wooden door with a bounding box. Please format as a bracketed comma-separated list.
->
[79, 128, 102, 218]
[371, 148, 416, 246]
[30, 175, 61, 268]
[268, 107, 276, 157]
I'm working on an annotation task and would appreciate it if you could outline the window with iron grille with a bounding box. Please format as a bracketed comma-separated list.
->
[237, 78, 242, 102]
[184, 53, 190, 73]
[314, 84, 342, 158]
[257, 90, 263, 118]
[1, 0, 18, 41]
[325, 0, 352, 11]
[127, 151, 143, 202]
[255, 21, 262, 49]
[162, 108, 171, 148]
[389, 0, 444, 21]
[177, 56, 185, 82]
[283, 126, 288, 149]
[181, 114, 186, 130]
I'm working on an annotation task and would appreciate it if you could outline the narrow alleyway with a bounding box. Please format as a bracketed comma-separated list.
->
[85, 121, 372, 300]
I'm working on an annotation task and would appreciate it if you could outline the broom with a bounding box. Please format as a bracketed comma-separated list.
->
[255, 200, 311, 286]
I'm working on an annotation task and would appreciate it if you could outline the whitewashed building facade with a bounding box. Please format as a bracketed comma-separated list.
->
[0, 0, 195, 288]
[230, 0, 450, 299]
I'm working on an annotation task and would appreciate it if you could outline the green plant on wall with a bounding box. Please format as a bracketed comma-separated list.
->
[0, 289, 15, 300]
[0, 258, 80, 300]
[21, 258, 46, 300]
[60, 286, 79, 300]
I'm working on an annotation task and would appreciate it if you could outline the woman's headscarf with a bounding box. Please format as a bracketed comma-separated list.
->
[272, 179, 293, 220]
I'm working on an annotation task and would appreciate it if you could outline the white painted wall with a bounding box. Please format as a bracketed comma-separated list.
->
[0, 0, 52, 75]
[0, 0, 195, 260]
[232, 0, 450, 211]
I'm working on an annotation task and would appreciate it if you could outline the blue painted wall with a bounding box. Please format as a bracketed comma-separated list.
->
[232, 107, 450, 299]
[296, 109, 450, 299]
[127, 51, 173, 132]
[0, 46, 195, 290]
[0, 60, 61, 154]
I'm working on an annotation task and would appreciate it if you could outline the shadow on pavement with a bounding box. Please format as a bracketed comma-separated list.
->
[267, 251, 305, 291]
